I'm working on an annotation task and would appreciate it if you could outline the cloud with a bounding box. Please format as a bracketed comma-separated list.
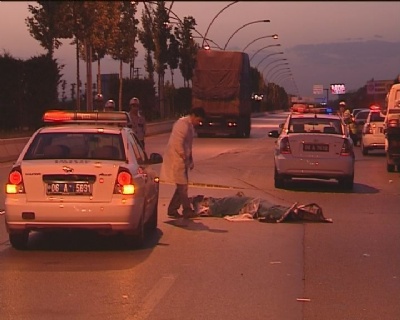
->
[281, 40, 400, 94]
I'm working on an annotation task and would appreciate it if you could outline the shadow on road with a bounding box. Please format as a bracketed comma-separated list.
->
[283, 179, 380, 194]
[164, 218, 228, 233]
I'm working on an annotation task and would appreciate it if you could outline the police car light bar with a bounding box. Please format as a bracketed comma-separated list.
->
[43, 110, 131, 126]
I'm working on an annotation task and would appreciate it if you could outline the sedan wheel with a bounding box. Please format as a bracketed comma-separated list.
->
[387, 163, 395, 172]
[124, 214, 145, 249]
[361, 144, 368, 155]
[274, 167, 285, 189]
[146, 201, 158, 232]
[9, 232, 29, 250]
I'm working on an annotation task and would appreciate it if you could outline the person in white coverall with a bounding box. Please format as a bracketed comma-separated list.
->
[160, 107, 206, 219]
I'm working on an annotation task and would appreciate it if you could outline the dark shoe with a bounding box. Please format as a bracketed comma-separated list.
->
[168, 211, 182, 218]
[182, 209, 198, 219]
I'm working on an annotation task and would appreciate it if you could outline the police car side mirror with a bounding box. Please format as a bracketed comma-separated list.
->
[148, 153, 163, 164]
[268, 130, 280, 138]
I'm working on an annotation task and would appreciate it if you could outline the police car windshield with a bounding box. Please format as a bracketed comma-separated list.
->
[23, 132, 125, 161]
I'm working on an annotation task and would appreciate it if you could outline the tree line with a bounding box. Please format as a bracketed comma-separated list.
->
[0, 1, 295, 132]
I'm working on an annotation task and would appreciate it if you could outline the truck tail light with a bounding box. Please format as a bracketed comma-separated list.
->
[6, 166, 25, 194]
[279, 137, 291, 154]
[114, 168, 135, 195]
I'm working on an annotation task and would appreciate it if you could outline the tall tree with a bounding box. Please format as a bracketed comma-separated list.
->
[109, 1, 139, 110]
[26, 1, 66, 59]
[138, 6, 155, 83]
[174, 16, 198, 87]
[140, 2, 170, 118]
[166, 32, 180, 87]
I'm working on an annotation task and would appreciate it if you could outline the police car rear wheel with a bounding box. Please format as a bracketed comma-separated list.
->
[9, 232, 29, 250]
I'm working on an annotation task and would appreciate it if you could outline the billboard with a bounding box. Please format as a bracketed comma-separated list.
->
[330, 83, 346, 95]
[366, 80, 393, 95]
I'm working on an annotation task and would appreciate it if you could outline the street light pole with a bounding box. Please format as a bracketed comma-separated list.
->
[267, 67, 291, 82]
[324, 88, 329, 104]
[191, 36, 223, 50]
[242, 34, 278, 52]
[165, 8, 220, 49]
[261, 59, 288, 75]
[249, 44, 281, 62]
[273, 72, 293, 84]
[223, 19, 270, 50]
[202, 1, 239, 48]
[255, 51, 283, 69]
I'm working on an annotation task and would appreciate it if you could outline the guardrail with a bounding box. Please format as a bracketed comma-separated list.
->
[0, 120, 175, 163]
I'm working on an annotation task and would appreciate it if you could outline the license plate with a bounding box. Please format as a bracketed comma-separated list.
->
[303, 143, 329, 152]
[46, 182, 92, 195]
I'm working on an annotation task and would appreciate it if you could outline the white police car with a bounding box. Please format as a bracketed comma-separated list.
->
[269, 112, 355, 190]
[4, 110, 163, 250]
[361, 106, 386, 155]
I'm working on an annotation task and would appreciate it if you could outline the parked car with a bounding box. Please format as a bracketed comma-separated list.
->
[361, 107, 386, 155]
[268, 112, 355, 190]
[4, 110, 163, 250]
[351, 108, 369, 119]
[353, 109, 371, 146]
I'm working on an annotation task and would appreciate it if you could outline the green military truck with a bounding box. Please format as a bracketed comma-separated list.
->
[192, 49, 252, 138]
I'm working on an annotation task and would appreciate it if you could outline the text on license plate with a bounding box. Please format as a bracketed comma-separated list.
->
[46, 182, 92, 195]
[303, 143, 329, 152]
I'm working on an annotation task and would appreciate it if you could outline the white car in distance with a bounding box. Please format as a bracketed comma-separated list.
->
[268, 112, 355, 190]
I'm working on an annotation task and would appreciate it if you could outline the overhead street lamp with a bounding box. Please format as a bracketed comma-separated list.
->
[261, 58, 288, 75]
[249, 43, 281, 62]
[191, 36, 223, 50]
[202, 1, 239, 48]
[265, 64, 290, 82]
[255, 51, 284, 69]
[267, 66, 291, 82]
[165, 10, 220, 49]
[242, 34, 278, 52]
[273, 72, 293, 84]
[223, 19, 271, 50]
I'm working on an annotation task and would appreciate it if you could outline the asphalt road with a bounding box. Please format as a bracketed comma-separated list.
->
[0, 112, 399, 320]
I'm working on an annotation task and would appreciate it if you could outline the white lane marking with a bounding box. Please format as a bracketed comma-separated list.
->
[130, 274, 177, 320]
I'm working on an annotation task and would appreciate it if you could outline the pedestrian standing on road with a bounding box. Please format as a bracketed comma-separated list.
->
[104, 99, 115, 111]
[129, 97, 146, 150]
[160, 107, 206, 219]
[94, 93, 104, 111]
[337, 101, 350, 118]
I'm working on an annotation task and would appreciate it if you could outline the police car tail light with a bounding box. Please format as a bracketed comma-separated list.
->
[114, 169, 135, 195]
[365, 123, 373, 134]
[279, 137, 291, 154]
[340, 139, 353, 156]
[6, 167, 25, 194]
[388, 118, 399, 128]
[369, 104, 380, 111]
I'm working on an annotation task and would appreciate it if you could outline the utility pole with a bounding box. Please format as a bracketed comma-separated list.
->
[134, 67, 141, 79]
[324, 88, 329, 104]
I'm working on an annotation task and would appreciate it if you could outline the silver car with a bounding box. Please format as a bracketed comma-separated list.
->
[269, 112, 355, 190]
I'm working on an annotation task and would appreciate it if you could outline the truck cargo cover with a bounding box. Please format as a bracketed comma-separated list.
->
[192, 50, 247, 101]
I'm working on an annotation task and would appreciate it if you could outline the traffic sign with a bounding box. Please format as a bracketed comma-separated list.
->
[313, 84, 323, 95]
